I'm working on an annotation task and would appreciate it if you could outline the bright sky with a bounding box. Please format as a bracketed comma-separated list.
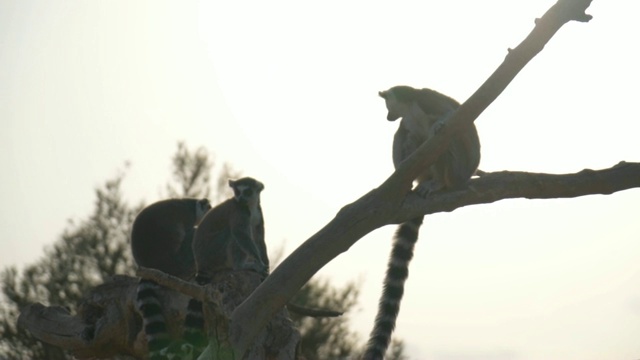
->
[1, 1, 639, 359]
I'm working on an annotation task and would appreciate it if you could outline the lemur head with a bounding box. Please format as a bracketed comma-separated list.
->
[229, 177, 264, 208]
[195, 198, 212, 224]
[379, 86, 416, 121]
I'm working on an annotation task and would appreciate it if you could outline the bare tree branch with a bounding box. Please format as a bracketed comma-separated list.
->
[19, 270, 303, 360]
[136, 268, 301, 360]
[18, 275, 150, 359]
[137, 268, 344, 317]
[137, 267, 208, 302]
[19, 1, 621, 359]
[395, 162, 640, 223]
[229, 0, 596, 355]
[17, 304, 90, 354]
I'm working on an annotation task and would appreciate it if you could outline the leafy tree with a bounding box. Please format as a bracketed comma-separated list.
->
[290, 278, 361, 359]
[166, 141, 213, 199]
[0, 172, 138, 360]
[290, 278, 406, 359]
[0, 143, 396, 359]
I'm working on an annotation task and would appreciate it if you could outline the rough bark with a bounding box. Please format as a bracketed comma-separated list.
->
[136, 268, 301, 360]
[18, 275, 149, 359]
[229, 0, 597, 356]
[394, 162, 640, 223]
[17, 271, 302, 360]
[20, 1, 637, 360]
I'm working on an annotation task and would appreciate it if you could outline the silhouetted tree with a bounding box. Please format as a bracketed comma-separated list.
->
[0, 172, 138, 360]
[291, 278, 406, 359]
[0, 143, 395, 359]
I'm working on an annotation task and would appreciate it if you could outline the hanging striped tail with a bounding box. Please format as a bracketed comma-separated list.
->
[136, 279, 171, 360]
[363, 216, 423, 360]
[182, 273, 210, 356]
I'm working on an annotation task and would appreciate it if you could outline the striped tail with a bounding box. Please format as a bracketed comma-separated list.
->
[363, 216, 423, 360]
[136, 279, 171, 360]
[182, 273, 210, 356]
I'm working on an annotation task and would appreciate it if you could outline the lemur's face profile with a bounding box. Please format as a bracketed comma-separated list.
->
[379, 90, 406, 121]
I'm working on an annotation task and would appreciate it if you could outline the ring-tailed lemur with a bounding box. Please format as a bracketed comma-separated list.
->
[192, 177, 268, 279]
[131, 198, 211, 360]
[363, 86, 480, 360]
[184, 177, 268, 356]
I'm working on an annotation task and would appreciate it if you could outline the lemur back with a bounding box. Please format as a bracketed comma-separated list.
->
[132, 198, 211, 279]
[130, 198, 211, 360]
[184, 177, 268, 356]
[364, 86, 480, 359]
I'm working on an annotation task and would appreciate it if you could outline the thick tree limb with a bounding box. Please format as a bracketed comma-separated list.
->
[17, 304, 90, 353]
[18, 1, 616, 359]
[137, 267, 343, 318]
[392, 0, 593, 194]
[229, 0, 596, 355]
[19, 271, 302, 360]
[137, 267, 209, 302]
[136, 268, 301, 360]
[18, 275, 151, 359]
[20, 162, 637, 359]
[395, 162, 640, 223]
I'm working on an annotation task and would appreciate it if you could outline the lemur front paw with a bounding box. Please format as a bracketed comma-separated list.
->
[241, 260, 269, 279]
[428, 119, 446, 138]
[415, 180, 444, 198]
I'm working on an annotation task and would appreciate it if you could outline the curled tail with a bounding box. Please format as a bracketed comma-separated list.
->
[136, 279, 170, 360]
[363, 216, 423, 360]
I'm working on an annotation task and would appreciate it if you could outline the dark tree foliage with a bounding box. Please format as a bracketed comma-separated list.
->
[385, 340, 408, 360]
[0, 173, 139, 360]
[290, 279, 361, 359]
[290, 279, 407, 360]
[0, 143, 406, 359]
[166, 141, 214, 199]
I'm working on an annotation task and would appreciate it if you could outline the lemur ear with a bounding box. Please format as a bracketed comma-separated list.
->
[228, 179, 235, 188]
[378, 91, 387, 98]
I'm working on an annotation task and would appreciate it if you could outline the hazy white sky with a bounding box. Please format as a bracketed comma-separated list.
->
[1, 1, 639, 359]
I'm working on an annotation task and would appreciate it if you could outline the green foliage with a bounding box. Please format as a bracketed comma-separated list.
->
[166, 141, 213, 199]
[289, 278, 407, 360]
[290, 279, 361, 359]
[0, 143, 407, 360]
[386, 339, 409, 360]
[0, 173, 139, 360]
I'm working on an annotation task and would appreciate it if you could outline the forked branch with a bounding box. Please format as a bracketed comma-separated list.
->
[228, 0, 597, 357]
